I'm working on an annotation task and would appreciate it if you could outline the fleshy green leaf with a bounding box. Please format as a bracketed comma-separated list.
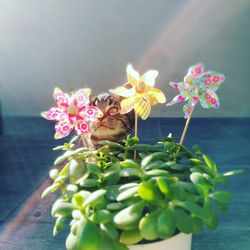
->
[114, 201, 144, 226]
[53, 216, 65, 236]
[211, 191, 232, 203]
[179, 201, 209, 220]
[120, 160, 140, 169]
[117, 186, 138, 201]
[120, 229, 142, 245]
[100, 222, 119, 240]
[51, 199, 76, 218]
[41, 183, 60, 199]
[157, 208, 176, 239]
[157, 177, 170, 195]
[174, 209, 193, 234]
[91, 210, 112, 224]
[76, 218, 101, 250]
[83, 190, 107, 207]
[203, 202, 218, 229]
[141, 152, 169, 169]
[139, 211, 159, 240]
[138, 182, 161, 202]
[203, 154, 217, 174]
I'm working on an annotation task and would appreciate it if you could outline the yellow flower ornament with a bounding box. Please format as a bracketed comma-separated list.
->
[109, 64, 166, 120]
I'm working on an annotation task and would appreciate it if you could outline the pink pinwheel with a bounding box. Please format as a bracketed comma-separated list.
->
[167, 63, 225, 118]
[41, 88, 102, 139]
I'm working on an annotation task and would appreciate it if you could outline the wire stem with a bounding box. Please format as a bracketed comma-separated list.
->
[134, 112, 138, 159]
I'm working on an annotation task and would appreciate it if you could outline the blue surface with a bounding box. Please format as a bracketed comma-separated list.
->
[0, 117, 249, 250]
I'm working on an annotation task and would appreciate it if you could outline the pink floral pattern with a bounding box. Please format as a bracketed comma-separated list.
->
[167, 63, 225, 118]
[41, 88, 102, 139]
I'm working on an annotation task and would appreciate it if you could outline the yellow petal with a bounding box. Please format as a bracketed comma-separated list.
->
[84, 88, 92, 95]
[54, 87, 63, 95]
[120, 96, 136, 114]
[127, 64, 140, 86]
[146, 87, 166, 105]
[141, 70, 158, 86]
[109, 86, 135, 97]
[134, 97, 151, 120]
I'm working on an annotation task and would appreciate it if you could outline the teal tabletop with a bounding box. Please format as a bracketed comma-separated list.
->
[0, 117, 249, 250]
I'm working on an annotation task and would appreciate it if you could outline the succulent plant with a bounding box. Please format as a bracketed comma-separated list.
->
[42, 134, 241, 250]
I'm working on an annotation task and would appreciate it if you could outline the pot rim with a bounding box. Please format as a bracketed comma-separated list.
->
[129, 232, 192, 247]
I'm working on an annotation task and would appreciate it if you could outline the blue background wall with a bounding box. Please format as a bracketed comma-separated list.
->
[0, 0, 249, 117]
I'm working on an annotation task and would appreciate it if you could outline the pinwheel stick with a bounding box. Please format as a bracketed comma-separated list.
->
[134, 112, 138, 158]
[81, 135, 89, 148]
[179, 110, 193, 145]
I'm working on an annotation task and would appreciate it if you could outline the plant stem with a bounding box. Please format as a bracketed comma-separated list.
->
[134, 112, 138, 159]
[179, 110, 193, 145]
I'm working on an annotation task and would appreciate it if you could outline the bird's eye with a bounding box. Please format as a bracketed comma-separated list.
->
[108, 107, 119, 115]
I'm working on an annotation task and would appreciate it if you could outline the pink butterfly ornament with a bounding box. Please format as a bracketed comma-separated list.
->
[41, 87, 102, 139]
[167, 63, 225, 118]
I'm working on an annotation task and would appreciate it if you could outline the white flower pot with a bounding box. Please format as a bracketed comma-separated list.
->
[128, 233, 192, 250]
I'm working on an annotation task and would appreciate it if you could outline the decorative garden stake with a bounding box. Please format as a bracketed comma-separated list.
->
[110, 64, 166, 157]
[166, 63, 225, 145]
[41, 87, 102, 147]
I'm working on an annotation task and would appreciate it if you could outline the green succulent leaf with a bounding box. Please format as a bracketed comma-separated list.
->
[107, 202, 125, 211]
[99, 141, 125, 149]
[100, 222, 119, 240]
[112, 241, 129, 250]
[223, 169, 245, 176]
[179, 201, 209, 220]
[130, 144, 151, 151]
[120, 229, 142, 245]
[139, 211, 160, 240]
[99, 233, 115, 250]
[203, 154, 217, 174]
[210, 191, 232, 203]
[41, 183, 60, 199]
[117, 186, 138, 201]
[78, 179, 99, 188]
[91, 210, 112, 224]
[145, 169, 169, 177]
[120, 160, 140, 169]
[120, 168, 141, 177]
[114, 201, 144, 227]
[157, 208, 176, 239]
[87, 163, 100, 175]
[191, 216, 203, 233]
[53, 216, 65, 236]
[76, 218, 101, 250]
[141, 152, 169, 169]
[157, 177, 170, 195]
[52, 199, 76, 218]
[203, 202, 218, 229]
[174, 209, 193, 234]
[66, 233, 78, 250]
[83, 189, 107, 208]
[119, 183, 138, 192]
[138, 181, 161, 202]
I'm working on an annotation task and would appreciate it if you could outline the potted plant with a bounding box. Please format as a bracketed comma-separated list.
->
[41, 64, 241, 250]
